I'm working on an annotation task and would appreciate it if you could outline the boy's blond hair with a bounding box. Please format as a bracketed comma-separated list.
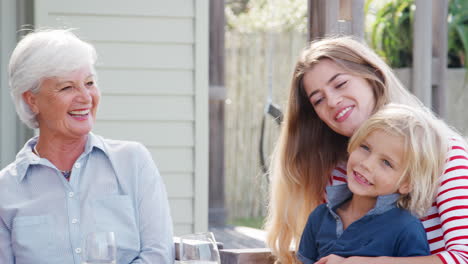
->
[348, 104, 449, 217]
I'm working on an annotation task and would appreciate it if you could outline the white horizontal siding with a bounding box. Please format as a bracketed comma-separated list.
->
[34, 0, 207, 235]
[94, 43, 193, 70]
[93, 121, 194, 147]
[45, 15, 194, 44]
[170, 199, 193, 224]
[97, 69, 193, 95]
[36, 0, 194, 18]
[163, 173, 193, 198]
[149, 147, 193, 173]
[174, 224, 193, 236]
[98, 95, 194, 121]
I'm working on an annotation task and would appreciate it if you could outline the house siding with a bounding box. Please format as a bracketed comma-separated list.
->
[34, 0, 208, 235]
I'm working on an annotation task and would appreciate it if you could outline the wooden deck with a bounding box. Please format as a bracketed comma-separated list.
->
[210, 226, 267, 249]
[175, 226, 274, 263]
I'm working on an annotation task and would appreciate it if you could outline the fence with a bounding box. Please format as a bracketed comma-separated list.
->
[224, 31, 308, 220]
[224, 30, 468, 222]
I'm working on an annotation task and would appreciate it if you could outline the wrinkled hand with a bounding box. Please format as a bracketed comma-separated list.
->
[315, 254, 345, 264]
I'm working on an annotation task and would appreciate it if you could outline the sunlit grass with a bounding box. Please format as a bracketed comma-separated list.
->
[228, 217, 265, 229]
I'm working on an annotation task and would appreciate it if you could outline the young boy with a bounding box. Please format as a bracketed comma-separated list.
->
[297, 104, 449, 263]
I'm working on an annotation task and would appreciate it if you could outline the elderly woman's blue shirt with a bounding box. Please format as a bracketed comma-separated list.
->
[0, 133, 174, 264]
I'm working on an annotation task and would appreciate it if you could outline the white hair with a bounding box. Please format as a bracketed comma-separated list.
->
[8, 29, 97, 128]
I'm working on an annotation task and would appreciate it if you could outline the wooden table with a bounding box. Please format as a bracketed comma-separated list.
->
[174, 238, 275, 264]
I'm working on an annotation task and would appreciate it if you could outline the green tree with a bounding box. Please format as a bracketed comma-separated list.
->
[226, 0, 308, 32]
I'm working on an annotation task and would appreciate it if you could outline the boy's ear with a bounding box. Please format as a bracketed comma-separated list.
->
[398, 180, 412, 195]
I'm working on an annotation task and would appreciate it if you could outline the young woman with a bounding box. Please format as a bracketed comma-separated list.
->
[265, 37, 468, 264]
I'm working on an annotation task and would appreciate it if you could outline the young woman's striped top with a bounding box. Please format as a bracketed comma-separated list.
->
[329, 138, 468, 263]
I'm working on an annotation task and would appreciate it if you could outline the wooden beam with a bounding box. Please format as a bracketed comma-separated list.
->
[209, 0, 227, 227]
[412, 0, 433, 107]
[308, 0, 326, 40]
[308, 0, 364, 40]
[351, 0, 365, 39]
[0, 0, 20, 167]
[325, 0, 340, 35]
[432, 0, 448, 117]
[219, 248, 275, 264]
[195, 0, 210, 233]
[339, 0, 352, 20]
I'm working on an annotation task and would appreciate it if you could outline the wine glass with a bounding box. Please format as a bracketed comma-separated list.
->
[83, 231, 117, 264]
[179, 232, 221, 264]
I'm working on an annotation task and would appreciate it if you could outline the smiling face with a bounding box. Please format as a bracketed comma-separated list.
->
[303, 59, 376, 137]
[346, 129, 410, 199]
[23, 66, 100, 140]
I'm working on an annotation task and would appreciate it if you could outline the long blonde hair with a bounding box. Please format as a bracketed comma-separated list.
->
[265, 36, 423, 264]
[349, 104, 449, 218]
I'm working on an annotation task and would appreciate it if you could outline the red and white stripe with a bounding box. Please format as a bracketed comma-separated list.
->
[330, 138, 468, 263]
[329, 163, 347, 186]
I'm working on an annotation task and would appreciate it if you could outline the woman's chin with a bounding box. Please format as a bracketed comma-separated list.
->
[64, 123, 94, 138]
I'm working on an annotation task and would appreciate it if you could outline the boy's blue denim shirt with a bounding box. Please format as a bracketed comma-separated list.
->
[297, 184, 430, 264]
[326, 184, 399, 237]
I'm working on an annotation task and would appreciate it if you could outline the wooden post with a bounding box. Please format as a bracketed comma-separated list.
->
[0, 0, 33, 167]
[412, 0, 433, 107]
[307, 0, 322, 40]
[308, 0, 364, 40]
[0, 0, 17, 167]
[350, 0, 365, 39]
[209, 0, 226, 227]
[220, 249, 275, 264]
[432, 0, 448, 118]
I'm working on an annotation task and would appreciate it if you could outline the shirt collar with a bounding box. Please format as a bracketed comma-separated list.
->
[326, 184, 400, 216]
[13, 132, 107, 182]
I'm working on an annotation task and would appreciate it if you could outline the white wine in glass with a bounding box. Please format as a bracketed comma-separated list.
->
[83, 231, 117, 264]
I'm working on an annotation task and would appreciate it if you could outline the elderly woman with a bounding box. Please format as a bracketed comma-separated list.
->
[0, 29, 174, 263]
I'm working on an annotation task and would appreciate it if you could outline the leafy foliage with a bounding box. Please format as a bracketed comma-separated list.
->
[367, 0, 468, 68]
[366, 0, 413, 68]
[225, 0, 308, 33]
[227, 0, 468, 68]
[448, 0, 468, 67]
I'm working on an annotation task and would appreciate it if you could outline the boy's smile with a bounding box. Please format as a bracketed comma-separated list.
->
[347, 129, 411, 199]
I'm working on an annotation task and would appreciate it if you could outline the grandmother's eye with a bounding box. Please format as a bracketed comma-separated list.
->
[61, 86, 72, 91]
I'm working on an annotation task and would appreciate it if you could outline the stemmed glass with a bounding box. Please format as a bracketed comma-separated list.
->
[83, 231, 117, 264]
[179, 232, 221, 264]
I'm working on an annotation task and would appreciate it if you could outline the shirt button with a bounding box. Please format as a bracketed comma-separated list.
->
[71, 218, 79, 224]
[74, 163, 81, 169]
[68, 192, 74, 198]
[75, 248, 82, 254]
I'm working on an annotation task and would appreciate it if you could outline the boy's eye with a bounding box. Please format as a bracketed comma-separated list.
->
[383, 159, 393, 168]
[360, 144, 370, 151]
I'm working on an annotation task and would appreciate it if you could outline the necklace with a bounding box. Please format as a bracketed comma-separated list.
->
[33, 144, 72, 178]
